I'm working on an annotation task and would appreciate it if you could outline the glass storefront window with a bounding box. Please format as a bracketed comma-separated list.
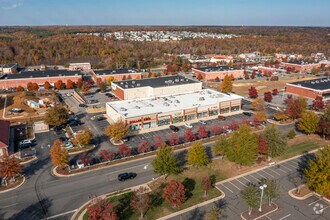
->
[158, 118, 170, 126]
[130, 124, 141, 131]
[172, 116, 183, 124]
[220, 107, 230, 114]
[209, 109, 218, 116]
[185, 114, 196, 121]
[198, 112, 208, 118]
[231, 106, 239, 112]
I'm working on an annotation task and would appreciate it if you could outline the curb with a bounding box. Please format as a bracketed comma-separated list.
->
[288, 185, 313, 200]
[156, 187, 225, 220]
[68, 145, 96, 156]
[240, 203, 278, 220]
[0, 176, 26, 194]
[19, 156, 38, 165]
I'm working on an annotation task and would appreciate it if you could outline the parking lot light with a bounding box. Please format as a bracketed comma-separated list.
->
[259, 184, 267, 212]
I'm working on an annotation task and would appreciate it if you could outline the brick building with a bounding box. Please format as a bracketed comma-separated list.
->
[192, 66, 244, 81]
[111, 75, 202, 100]
[0, 120, 10, 158]
[286, 77, 330, 100]
[0, 70, 82, 89]
[91, 68, 142, 82]
[69, 63, 91, 71]
[0, 64, 18, 74]
[282, 61, 321, 73]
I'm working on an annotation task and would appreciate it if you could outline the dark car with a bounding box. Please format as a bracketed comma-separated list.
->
[243, 112, 252, 117]
[169, 125, 179, 132]
[218, 115, 226, 120]
[117, 172, 137, 181]
[69, 120, 82, 126]
[96, 116, 106, 121]
[79, 103, 88, 108]
[89, 99, 98, 104]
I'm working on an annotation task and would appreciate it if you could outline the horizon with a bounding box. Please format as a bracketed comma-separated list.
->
[0, 0, 329, 26]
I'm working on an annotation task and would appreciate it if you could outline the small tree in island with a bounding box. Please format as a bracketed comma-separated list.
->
[130, 186, 151, 219]
[152, 145, 181, 179]
[104, 121, 129, 143]
[50, 139, 69, 170]
[0, 157, 22, 186]
[162, 180, 186, 208]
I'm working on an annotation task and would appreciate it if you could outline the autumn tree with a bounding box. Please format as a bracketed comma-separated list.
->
[117, 144, 131, 157]
[87, 196, 118, 220]
[197, 74, 203, 81]
[286, 96, 307, 119]
[197, 125, 208, 139]
[318, 106, 330, 139]
[16, 85, 24, 92]
[98, 149, 115, 162]
[168, 132, 180, 146]
[241, 184, 260, 216]
[252, 98, 265, 112]
[73, 128, 93, 146]
[66, 80, 74, 89]
[104, 121, 129, 142]
[45, 106, 69, 127]
[304, 146, 330, 197]
[187, 141, 209, 167]
[258, 134, 269, 155]
[0, 157, 22, 186]
[54, 80, 65, 89]
[297, 110, 320, 135]
[130, 186, 151, 219]
[312, 96, 325, 110]
[44, 81, 51, 90]
[287, 129, 296, 139]
[152, 145, 181, 178]
[153, 135, 165, 149]
[226, 125, 258, 166]
[263, 125, 287, 158]
[220, 75, 233, 93]
[27, 82, 39, 91]
[228, 119, 239, 130]
[50, 139, 69, 169]
[107, 76, 115, 84]
[213, 136, 230, 156]
[272, 88, 279, 95]
[201, 176, 213, 197]
[248, 86, 258, 98]
[137, 140, 150, 153]
[255, 111, 267, 122]
[184, 128, 196, 142]
[209, 124, 223, 136]
[263, 91, 272, 102]
[162, 180, 186, 208]
[261, 179, 280, 206]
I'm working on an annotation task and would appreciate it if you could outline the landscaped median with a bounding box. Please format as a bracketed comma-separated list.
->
[241, 203, 278, 220]
[0, 175, 26, 193]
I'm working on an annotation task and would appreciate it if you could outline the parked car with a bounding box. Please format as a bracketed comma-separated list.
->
[10, 108, 23, 113]
[184, 122, 192, 128]
[117, 173, 137, 181]
[96, 116, 106, 121]
[199, 120, 206, 125]
[19, 140, 33, 148]
[76, 159, 85, 169]
[89, 99, 98, 104]
[218, 115, 226, 120]
[68, 119, 82, 126]
[243, 112, 252, 117]
[169, 125, 179, 132]
[64, 141, 73, 149]
[66, 93, 72, 97]
[79, 103, 88, 108]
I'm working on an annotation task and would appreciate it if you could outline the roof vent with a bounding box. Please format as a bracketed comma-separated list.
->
[120, 107, 127, 111]
[132, 81, 135, 84]
[199, 97, 205, 101]
[137, 83, 140, 86]
[125, 85, 128, 88]
[163, 102, 170, 106]
[135, 106, 140, 109]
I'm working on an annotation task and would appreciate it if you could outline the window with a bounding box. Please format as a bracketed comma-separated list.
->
[231, 106, 239, 112]
[130, 124, 141, 131]
[198, 112, 208, 118]
[209, 109, 218, 116]
[220, 107, 230, 114]
[185, 114, 196, 121]
[172, 116, 183, 124]
[158, 118, 170, 126]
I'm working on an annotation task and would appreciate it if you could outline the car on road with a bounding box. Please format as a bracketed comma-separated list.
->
[19, 140, 33, 148]
[79, 103, 88, 108]
[76, 159, 85, 168]
[218, 115, 226, 120]
[117, 172, 137, 181]
[184, 122, 192, 128]
[243, 112, 252, 117]
[169, 125, 179, 132]
[199, 120, 206, 125]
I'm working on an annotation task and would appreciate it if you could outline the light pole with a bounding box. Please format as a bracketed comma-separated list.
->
[259, 184, 267, 212]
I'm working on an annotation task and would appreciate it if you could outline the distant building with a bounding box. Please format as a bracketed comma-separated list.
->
[0, 64, 18, 74]
[282, 61, 321, 73]
[69, 63, 91, 71]
[0, 70, 82, 89]
[257, 66, 278, 75]
[0, 120, 10, 158]
[91, 68, 142, 82]
[238, 52, 261, 60]
[286, 77, 330, 100]
[106, 89, 243, 131]
[192, 66, 244, 81]
[111, 75, 202, 100]
[209, 55, 234, 63]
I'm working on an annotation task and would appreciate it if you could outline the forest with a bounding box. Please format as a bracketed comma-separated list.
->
[0, 26, 329, 69]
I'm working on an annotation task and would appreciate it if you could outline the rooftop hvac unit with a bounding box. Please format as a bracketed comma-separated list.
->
[315, 81, 319, 83]
[180, 79, 184, 81]
[135, 106, 140, 109]
[163, 102, 170, 106]
[120, 107, 127, 111]
[175, 100, 180, 103]
[199, 97, 205, 101]
[148, 104, 153, 107]
[132, 81, 135, 84]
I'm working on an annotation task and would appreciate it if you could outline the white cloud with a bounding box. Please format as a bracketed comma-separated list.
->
[1, 0, 24, 10]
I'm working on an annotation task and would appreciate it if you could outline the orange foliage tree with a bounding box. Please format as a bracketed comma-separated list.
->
[66, 80, 75, 89]
[50, 139, 69, 169]
[0, 157, 22, 186]
[44, 81, 51, 90]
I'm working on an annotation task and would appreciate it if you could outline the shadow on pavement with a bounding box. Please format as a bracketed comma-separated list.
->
[9, 198, 52, 220]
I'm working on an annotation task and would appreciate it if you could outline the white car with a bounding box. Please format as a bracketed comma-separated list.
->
[76, 159, 85, 169]
[64, 141, 73, 149]
[199, 120, 206, 125]
[184, 122, 192, 128]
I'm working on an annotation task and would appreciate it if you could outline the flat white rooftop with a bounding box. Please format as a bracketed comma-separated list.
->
[107, 89, 243, 118]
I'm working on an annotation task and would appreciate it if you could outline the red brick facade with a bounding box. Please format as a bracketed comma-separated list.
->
[115, 87, 125, 100]
[0, 75, 82, 89]
[286, 84, 329, 99]
[91, 72, 142, 83]
[282, 63, 321, 73]
[192, 68, 244, 81]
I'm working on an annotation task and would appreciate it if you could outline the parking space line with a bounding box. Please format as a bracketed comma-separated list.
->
[320, 205, 330, 212]
[284, 161, 298, 169]
[308, 198, 322, 206]
[228, 181, 240, 190]
[276, 167, 288, 174]
[278, 214, 291, 220]
[220, 184, 234, 193]
[265, 215, 272, 220]
[248, 174, 260, 182]
[260, 170, 274, 178]
[242, 176, 252, 184]
[266, 168, 281, 176]
[280, 163, 293, 171]
[235, 179, 247, 187]
[255, 172, 267, 179]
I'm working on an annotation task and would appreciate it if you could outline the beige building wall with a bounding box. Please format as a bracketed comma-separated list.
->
[106, 103, 123, 122]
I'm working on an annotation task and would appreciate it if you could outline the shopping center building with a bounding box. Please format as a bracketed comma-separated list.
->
[106, 89, 243, 131]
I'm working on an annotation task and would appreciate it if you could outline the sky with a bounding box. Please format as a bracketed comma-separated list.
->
[0, 0, 329, 26]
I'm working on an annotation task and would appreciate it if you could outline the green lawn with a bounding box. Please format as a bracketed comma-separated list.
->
[279, 141, 320, 160]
